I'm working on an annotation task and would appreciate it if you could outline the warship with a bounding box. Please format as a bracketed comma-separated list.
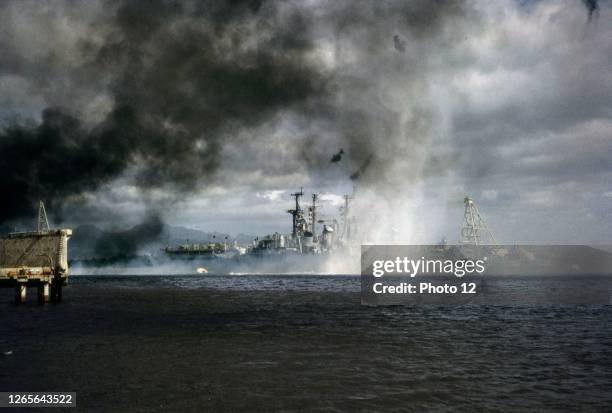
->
[0, 202, 72, 303]
[163, 188, 357, 273]
[77, 191, 612, 275]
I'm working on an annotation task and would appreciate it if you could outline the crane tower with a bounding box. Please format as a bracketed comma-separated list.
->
[460, 196, 496, 245]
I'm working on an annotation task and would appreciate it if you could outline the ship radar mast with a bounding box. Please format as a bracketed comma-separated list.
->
[309, 193, 318, 236]
[287, 187, 305, 239]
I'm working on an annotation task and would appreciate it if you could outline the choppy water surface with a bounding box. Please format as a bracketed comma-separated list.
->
[74, 273, 362, 292]
[1, 275, 611, 412]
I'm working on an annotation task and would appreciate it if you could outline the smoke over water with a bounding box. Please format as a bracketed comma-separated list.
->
[93, 214, 165, 258]
[1, 0, 610, 253]
[0, 0, 468, 246]
[0, 0, 327, 226]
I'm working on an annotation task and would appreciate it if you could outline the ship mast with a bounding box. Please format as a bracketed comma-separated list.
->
[287, 187, 304, 239]
[309, 193, 318, 236]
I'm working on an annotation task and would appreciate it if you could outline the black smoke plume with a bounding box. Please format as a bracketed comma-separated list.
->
[350, 155, 374, 181]
[393, 35, 406, 52]
[0, 0, 327, 224]
[1, 107, 154, 222]
[93, 214, 165, 258]
[0, 0, 477, 231]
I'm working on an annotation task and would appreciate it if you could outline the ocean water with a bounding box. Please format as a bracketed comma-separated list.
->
[1, 274, 611, 412]
[72, 273, 362, 291]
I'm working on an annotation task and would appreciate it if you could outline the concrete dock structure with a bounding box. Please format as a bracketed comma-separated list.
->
[0, 229, 72, 304]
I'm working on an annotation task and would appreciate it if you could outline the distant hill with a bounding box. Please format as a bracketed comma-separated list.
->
[69, 223, 257, 259]
[159, 226, 258, 247]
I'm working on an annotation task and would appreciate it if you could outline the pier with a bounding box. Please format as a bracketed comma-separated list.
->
[0, 229, 72, 305]
[0, 272, 64, 304]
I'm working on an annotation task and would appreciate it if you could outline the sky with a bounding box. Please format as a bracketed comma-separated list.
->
[0, 0, 610, 244]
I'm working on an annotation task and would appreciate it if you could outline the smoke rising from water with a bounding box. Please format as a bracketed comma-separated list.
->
[93, 214, 165, 258]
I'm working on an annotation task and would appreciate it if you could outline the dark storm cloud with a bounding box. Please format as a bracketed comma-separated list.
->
[0, 0, 473, 225]
[0, 107, 131, 221]
[0, 105, 219, 222]
[0, 0, 327, 223]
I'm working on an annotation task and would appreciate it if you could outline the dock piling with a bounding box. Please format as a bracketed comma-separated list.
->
[37, 282, 50, 304]
[15, 284, 27, 304]
[50, 280, 62, 303]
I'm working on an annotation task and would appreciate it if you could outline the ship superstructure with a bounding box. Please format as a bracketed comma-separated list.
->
[164, 187, 352, 265]
[250, 188, 348, 256]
